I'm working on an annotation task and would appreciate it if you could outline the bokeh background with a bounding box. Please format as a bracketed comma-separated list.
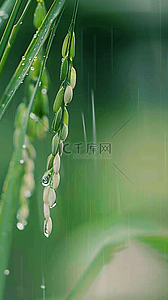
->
[0, 0, 168, 299]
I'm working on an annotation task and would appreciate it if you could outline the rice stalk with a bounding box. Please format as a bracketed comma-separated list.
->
[42, 0, 79, 238]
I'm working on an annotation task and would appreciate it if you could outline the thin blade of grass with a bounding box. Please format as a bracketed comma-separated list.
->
[0, 17, 61, 298]
[0, 0, 15, 30]
[0, 0, 23, 60]
[0, 0, 67, 120]
[0, 0, 32, 77]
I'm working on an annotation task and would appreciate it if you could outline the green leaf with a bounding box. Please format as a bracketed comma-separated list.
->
[0, 18, 61, 299]
[0, 0, 23, 61]
[0, 0, 67, 120]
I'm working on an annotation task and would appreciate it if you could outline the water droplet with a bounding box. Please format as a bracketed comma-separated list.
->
[42, 173, 51, 187]
[22, 56, 25, 60]
[21, 81, 23, 84]
[20, 159, 24, 164]
[21, 63, 25, 66]
[34, 56, 37, 59]
[39, 81, 41, 87]
[20, 21, 22, 25]
[2, 104, 5, 108]
[24, 190, 31, 198]
[41, 285, 45, 289]
[22, 144, 26, 149]
[30, 112, 38, 122]
[34, 35, 37, 39]
[50, 201, 56, 209]
[31, 66, 34, 71]
[4, 269, 10, 276]
[44, 217, 52, 238]
[17, 222, 24, 230]
[29, 58, 31, 61]
[41, 88, 47, 95]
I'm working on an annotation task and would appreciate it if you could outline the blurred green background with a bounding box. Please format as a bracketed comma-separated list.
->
[0, 0, 168, 299]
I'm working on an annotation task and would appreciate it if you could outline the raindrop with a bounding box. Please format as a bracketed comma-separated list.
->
[41, 285, 45, 289]
[24, 190, 31, 198]
[34, 34, 37, 39]
[22, 56, 25, 61]
[50, 201, 56, 209]
[41, 88, 47, 95]
[21, 63, 25, 66]
[2, 104, 5, 108]
[42, 173, 51, 187]
[22, 144, 26, 149]
[31, 66, 34, 71]
[17, 222, 24, 230]
[20, 159, 24, 164]
[30, 112, 38, 122]
[4, 269, 10, 276]
[20, 21, 22, 25]
[34, 56, 37, 59]
[29, 58, 31, 61]
[39, 81, 42, 87]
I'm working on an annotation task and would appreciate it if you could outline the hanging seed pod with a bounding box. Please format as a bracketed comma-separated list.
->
[41, 92, 49, 116]
[44, 203, 50, 219]
[41, 68, 50, 89]
[23, 173, 35, 192]
[26, 158, 35, 173]
[53, 86, 64, 113]
[52, 133, 59, 155]
[31, 57, 41, 80]
[52, 173, 60, 190]
[64, 85, 73, 105]
[13, 128, 21, 147]
[44, 217, 52, 238]
[36, 120, 46, 139]
[62, 33, 70, 57]
[58, 141, 63, 157]
[53, 153, 60, 174]
[70, 32, 75, 59]
[52, 107, 62, 133]
[63, 107, 69, 126]
[70, 67, 76, 89]
[60, 57, 68, 81]
[47, 188, 56, 208]
[42, 115, 49, 132]
[43, 186, 50, 203]
[28, 117, 36, 140]
[26, 142, 36, 160]
[60, 123, 68, 141]
[33, 2, 45, 29]
[46, 154, 55, 170]
[42, 170, 51, 187]
[15, 103, 26, 128]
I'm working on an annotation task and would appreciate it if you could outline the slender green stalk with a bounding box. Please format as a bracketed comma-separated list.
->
[0, 0, 22, 60]
[0, 13, 63, 298]
[0, 0, 67, 120]
[0, 0, 32, 77]
[0, 0, 15, 29]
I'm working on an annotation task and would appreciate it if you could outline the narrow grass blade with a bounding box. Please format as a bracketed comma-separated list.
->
[0, 18, 60, 298]
[0, 0, 23, 60]
[0, 0, 15, 29]
[0, 0, 67, 120]
[0, 0, 32, 77]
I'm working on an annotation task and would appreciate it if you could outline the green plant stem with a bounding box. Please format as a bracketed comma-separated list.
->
[0, 0, 15, 29]
[0, 14, 64, 299]
[0, 0, 32, 78]
[0, 0, 22, 61]
[0, 0, 67, 120]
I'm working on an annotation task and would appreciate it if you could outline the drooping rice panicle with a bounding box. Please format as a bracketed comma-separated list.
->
[42, 0, 79, 237]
